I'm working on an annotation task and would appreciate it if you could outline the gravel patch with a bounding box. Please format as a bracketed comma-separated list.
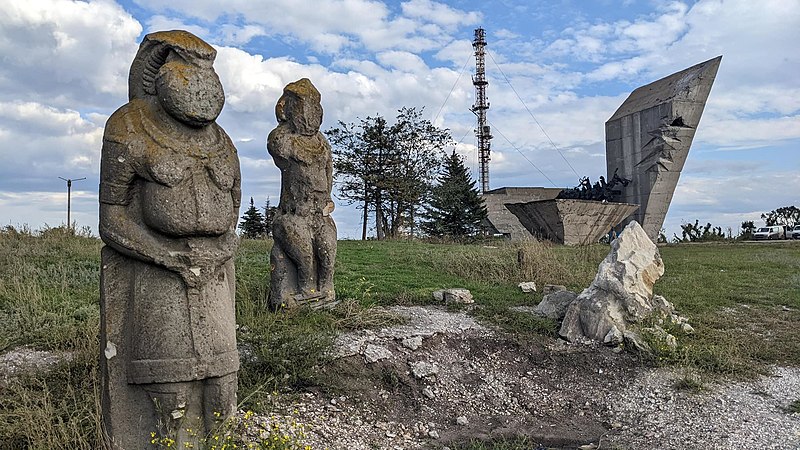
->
[260, 306, 800, 449]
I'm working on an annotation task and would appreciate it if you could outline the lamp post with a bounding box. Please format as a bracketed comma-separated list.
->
[58, 176, 86, 231]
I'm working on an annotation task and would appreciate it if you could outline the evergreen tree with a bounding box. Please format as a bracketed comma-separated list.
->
[422, 151, 488, 239]
[263, 197, 277, 237]
[239, 197, 267, 238]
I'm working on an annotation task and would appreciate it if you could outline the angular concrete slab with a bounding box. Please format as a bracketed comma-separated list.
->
[506, 199, 639, 245]
[606, 56, 721, 241]
[482, 187, 562, 239]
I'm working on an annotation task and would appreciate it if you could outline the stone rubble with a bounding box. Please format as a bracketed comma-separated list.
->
[250, 306, 800, 449]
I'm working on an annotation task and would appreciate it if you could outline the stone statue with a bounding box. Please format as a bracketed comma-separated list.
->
[267, 78, 337, 310]
[99, 30, 240, 448]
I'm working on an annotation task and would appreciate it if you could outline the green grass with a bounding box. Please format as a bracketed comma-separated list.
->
[1, 227, 798, 447]
[652, 242, 800, 377]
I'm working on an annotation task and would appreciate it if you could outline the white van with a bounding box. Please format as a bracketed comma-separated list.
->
[753, 225, 786, 240]
[791, 225, 800, 239]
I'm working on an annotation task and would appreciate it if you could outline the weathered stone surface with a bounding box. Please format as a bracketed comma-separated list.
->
[432, 288, 474, 304]
[506, 199, 638, 245]
[99, 30, 240, 449]
[603, 326, 623, 346]
[623, 330, 651, 353]
[535, 290, 578, 321]
[606, 56, 722, 241]
[481, 187, 561, 239]
[401, 336, 423, 351]
[363, 344, 393, 363]
[542, 284, 567, 295]
[268, 79, 337, 310]
[518, 281, 537, 293]
[559, 221, 669, 343]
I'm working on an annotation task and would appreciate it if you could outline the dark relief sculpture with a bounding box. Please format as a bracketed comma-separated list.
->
[99, 30, 240, 447]
[267, 79, 337, 310]
[557, 169, 631, 202]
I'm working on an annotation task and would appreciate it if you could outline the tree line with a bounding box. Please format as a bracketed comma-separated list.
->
[327, 106, 486, 240]
[239, 106, 488, 241]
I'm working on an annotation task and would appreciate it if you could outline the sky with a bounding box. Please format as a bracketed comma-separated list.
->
[0, 0, 798, 239]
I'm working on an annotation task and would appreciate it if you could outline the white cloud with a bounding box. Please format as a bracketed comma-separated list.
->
[400, 0, 481, 28]
[0, 0, 141, 109]
[0, 101, 103, 186]
[132, 0, 479, 54]
[0, 0, 797, 240]
[145, 14, 210, 38]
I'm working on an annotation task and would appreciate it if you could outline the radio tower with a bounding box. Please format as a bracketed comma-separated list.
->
[471, 27, 492, 193]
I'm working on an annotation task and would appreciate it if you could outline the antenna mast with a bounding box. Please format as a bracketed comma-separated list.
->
[471, 27, 492, 193]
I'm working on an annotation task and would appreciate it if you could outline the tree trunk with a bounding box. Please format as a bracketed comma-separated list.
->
[361, 198, 368, 241]
[375, 194, 385, 240]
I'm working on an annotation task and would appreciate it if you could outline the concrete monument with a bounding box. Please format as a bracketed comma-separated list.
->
[99, 30, 241, 448]
[268, 78, 337, 309]
[506, 199, 638, 245]
[606, 56, 721, 240]
[481, 187, 562, 239]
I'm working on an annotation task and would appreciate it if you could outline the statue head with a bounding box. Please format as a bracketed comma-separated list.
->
[275, 78, 323, 136]
[129, 30, 224, 127]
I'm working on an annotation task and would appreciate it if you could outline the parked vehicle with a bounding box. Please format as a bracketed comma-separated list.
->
[792, 225, 800, 239]
[753, 225, 786, 240]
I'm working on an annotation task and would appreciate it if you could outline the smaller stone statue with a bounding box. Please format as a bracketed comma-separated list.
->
[267, 78, 337, 309]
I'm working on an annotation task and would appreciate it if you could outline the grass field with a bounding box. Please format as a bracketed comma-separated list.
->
[0, 227, 798, 448]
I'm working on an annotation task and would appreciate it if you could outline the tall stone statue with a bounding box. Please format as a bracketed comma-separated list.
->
[268, 78, 337, 310]
[99, 30, 240, 448]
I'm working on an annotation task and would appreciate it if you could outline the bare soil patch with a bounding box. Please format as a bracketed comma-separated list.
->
[253, 306, 799, 449]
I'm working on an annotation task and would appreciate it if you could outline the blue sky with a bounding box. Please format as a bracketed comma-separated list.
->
[0, 0, 798, 239]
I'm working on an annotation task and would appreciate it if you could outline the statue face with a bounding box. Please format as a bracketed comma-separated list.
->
[156, 60, 224, 127]
[281, 96, 322, 135]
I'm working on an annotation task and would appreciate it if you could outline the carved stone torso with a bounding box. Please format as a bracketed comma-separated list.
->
[110, 100, 238, 236]
[269, 126, 332, 217]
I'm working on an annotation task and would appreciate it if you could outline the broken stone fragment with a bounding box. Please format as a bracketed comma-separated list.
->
[623, 331, 651, 353]
[432, 288, 474, 304]
[534, 290, 578, 321]
[363, 344, 392, 363]
[401, 336, 423, 351]
[422, 386, 435, 399]
[603, 326, 623, 347]
[560, 221, 669, 343]
[410, 361, 439, 379]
